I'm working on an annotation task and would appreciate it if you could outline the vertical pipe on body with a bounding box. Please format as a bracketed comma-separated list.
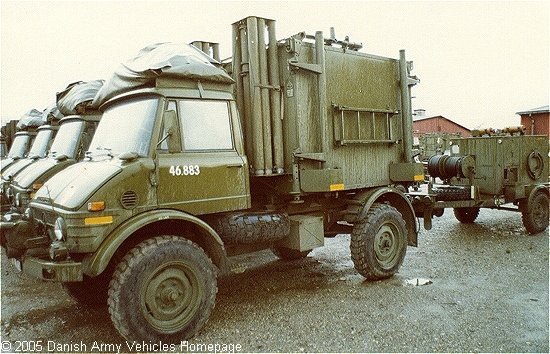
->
[315, 31, 328, 162]
[399, 49, 413, 163]
[267, 20, 284, 174]
[257, 18, 273, 175]
[246, 17, 265, 175]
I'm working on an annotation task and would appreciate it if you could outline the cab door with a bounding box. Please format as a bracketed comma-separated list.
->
[156, 99, 250, 215]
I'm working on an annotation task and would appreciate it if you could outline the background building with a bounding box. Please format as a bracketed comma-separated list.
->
[412, 109, 471, 137]
[516, 105, 549, 138]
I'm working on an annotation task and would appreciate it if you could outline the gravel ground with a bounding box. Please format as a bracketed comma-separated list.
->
[1, 208, 548, 353]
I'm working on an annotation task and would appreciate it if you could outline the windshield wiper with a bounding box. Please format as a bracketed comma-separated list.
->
[85, 146, 114, 160]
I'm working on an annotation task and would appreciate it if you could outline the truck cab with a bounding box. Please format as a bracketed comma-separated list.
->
[1, 125, 57, 212]
[0, 131, 34, 172]
[2, 114, 101, 219]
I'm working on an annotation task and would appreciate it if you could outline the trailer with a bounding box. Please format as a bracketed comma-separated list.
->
[411, 127, 549, 234]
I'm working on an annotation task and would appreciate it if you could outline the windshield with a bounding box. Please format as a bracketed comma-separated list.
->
[49, 120, 84, 158]
[7, 135, 30, 158]
[89, 97, 158, 159]
[28, 129, 54, 158]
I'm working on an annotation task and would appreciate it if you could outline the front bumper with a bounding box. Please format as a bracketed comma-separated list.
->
[22, 256, 83, 282]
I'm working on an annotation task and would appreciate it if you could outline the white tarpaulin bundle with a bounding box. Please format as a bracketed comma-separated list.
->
[92, 42, 234, 107]
[56, 79, 105, 115]
[16, 108, 46, 130]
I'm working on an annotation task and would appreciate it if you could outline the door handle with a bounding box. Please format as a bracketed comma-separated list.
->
[226, 163, 243, 168]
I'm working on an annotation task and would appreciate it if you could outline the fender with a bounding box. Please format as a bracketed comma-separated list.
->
[81, 209, 229, 277]
[353, 186, 418, 246]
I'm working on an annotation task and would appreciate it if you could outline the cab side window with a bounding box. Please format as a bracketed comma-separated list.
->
[179, 100, 233, 151]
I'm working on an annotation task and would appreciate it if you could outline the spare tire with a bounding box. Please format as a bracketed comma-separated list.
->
[212, 212, 290, 244]
[432, 186, 471, 201]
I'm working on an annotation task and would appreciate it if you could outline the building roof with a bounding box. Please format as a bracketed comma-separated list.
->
[413, 115, 471, 132]
[515, 105, 549, 115]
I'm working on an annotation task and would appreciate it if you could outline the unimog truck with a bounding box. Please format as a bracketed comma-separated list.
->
[9, 17, 423, 342]
[1, 80, 103, 231]
[0, 124, 59, 212]
[0, 108, 47, 174]
[411, 126, 549, 234]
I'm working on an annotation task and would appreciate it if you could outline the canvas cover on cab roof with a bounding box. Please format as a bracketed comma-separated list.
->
[57, 79, 105, 115]
[92, 43, 234, 107]
[16, 109, 46, 130]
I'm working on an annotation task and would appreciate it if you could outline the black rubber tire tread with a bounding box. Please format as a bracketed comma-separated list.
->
[432, 186, 471, 201]
[214, 212, 290, 244]
[521, 191, 549, 235]
[62, 273, 110, 307]
[108, 236, 217, 343]
[453, 207, 480, 223]
[271, 247, 311, 260]
[350, 203, 407, 281]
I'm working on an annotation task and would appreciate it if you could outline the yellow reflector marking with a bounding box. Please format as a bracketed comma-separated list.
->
[414, 174, 425, 182]
[330, 183, 345, 191]
[84, 216, 113, 225]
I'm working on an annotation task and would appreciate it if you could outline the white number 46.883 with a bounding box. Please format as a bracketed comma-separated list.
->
[169, 165, 200, 176]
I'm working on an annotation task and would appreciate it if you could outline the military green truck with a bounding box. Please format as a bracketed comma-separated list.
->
[0, 124, 59, 212]
[1, 80, 103, 225]
[411, 127, 549, 234]
[9, 17, 424, 342]
[0, 109, 46, 174]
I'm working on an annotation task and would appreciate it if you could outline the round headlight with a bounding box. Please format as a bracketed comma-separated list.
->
[15, 192, 22, 207]
[24, 207, 32, 220]
[6, 186, 12, 198]
[54, 217, 67, 241]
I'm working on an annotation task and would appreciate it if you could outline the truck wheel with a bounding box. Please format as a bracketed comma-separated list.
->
[350, 203, 407, 280]
[62, 273, 110, 307]
[453, 207, 480, 223]
[521, 191, 549, 235]
[271, 246, 311, 260]
[108, 236, 217, 342]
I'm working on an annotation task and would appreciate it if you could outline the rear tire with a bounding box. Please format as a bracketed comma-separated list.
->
[350, 203, 407, 280]
[521, 191, 549, 234]
[108, 236, 217, 342]
[453, 207, 480, 223]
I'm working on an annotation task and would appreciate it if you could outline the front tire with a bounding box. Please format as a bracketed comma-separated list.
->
[521, 191, 549, 235]
[108, 236, 217, 343]
[350, 203, 407, 280]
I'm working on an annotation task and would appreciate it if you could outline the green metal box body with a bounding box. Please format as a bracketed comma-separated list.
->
[450, 135, 548, 197]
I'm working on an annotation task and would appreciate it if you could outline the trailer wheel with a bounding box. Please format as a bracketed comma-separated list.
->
[108, 236, 217, 342]
[453, 207, 480, 223]
[271, 246, 311, 260]
[350, 203, 407, 280]
[521, 191, 549, 235]
[62, 273, 110, 307]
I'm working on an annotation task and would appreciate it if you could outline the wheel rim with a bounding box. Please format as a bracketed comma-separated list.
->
[374, 223, 401, 269]
[141, 261, 202, 332]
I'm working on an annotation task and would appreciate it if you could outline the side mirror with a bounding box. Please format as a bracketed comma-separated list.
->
[159, 110, 181, 153]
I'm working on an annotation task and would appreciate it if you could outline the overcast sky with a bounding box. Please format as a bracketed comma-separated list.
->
[1, 1, 548, 129]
